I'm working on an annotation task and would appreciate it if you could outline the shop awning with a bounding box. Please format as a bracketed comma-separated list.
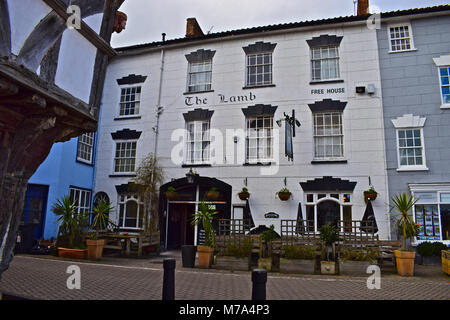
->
[360, 199, 378, 234]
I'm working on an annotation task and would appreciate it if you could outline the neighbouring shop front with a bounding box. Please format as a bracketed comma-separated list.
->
[410, 184, 450, 244]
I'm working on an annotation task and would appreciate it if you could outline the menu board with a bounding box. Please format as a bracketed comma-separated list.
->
[415, 205, 440, 240]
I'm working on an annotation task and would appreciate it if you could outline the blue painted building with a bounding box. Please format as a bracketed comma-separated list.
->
[23, 133, 97, 240]
[377, 6, 450, 244]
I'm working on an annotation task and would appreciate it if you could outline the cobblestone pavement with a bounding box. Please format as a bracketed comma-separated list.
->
[0, 254, 448, 300]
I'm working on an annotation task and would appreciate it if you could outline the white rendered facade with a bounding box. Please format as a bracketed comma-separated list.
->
[95, 19, 391, 244]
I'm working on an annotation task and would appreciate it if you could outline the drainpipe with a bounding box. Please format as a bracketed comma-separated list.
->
[149, 47, 165, 241]
[154, 48, 165, 155]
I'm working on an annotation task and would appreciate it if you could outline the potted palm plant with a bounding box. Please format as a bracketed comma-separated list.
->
[86, 200, 115, 260]
[390, 193, 420, 276]
[53, 195, 89, 259]
[277, 187, 292, 201]
[238, 187, 250, 200]
[191, 201, 218, 268]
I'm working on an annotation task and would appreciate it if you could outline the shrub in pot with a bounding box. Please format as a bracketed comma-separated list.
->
[215, 237, 253, 271]
[258, 225, 280, 271]
[165, 186, 177, 200]
[238, 187, 250, 201]
[277, 187, 292, 201]
[191, 201, 217, 268]
[390, 193, 420, 276]
[280, 244, 316, 274]
[319, 222, 339, 275]
[86, 200, 115, 260]
[205, 187, 220, 200]
[53, 195, 89, 259]
[416, 241, 448, 266]
[339, 248, 379, 276]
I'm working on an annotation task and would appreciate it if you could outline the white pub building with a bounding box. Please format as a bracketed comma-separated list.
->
[95, 2, 391, 249]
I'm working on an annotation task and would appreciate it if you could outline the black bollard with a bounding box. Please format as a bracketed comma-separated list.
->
[251, 269, 267, 300]
[162, 258, 176, 300]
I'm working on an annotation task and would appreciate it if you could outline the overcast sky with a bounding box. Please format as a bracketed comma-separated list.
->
[111, 0, 449, 48]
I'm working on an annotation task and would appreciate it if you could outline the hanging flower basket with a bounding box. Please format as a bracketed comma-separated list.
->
[364, 187, 378, 201]
[238, 187, 250, 200]
[277, 188, 292, 201]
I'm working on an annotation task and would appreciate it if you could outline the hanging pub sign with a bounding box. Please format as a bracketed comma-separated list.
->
[279, 110, 300, 162]
[285, 119, 293, 161]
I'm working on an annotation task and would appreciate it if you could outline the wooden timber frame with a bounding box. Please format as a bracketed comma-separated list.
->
[0, 0, 124, 280]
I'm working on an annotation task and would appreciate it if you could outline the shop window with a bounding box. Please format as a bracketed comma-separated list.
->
[413, 191, 450, 241]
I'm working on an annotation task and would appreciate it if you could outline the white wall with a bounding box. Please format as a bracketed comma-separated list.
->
[95, 23, 390, 239]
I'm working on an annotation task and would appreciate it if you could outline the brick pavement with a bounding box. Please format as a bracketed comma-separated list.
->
[0, 254, 448, 300]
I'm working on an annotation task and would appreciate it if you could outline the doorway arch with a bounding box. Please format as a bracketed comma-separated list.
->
[159, 176, 232, 249]
[317, 199, 340, 229]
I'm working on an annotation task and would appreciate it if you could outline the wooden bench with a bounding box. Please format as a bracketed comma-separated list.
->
[99, 231, 161, 257]
[376, 240, 402, 265]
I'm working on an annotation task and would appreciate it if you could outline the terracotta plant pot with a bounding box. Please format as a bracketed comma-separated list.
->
[394, 250, 415, 276]
[58, 247, 87, 259]
[238, 192, 250, 200]
[197, 245, 214, 268]
[206, 191, 220, 200]
[278, 192, 291, 201]
[86, 239, 105, 261]
[364, 192, 377, 201]
[165, 191, 177, 200]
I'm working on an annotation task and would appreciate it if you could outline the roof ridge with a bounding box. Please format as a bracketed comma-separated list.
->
[114, 4, 450, 52]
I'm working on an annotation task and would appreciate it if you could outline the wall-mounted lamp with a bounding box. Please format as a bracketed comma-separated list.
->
[186, 168, 198, 184]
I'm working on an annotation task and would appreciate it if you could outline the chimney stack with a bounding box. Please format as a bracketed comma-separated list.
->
[357, 0, 369, 16]
[185, 18, 204, 38]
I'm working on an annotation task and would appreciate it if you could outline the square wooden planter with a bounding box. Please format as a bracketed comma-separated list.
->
[280, 258, 315, 274]
[258, 257, 272, 271]
[58, 247, 87, 259]
[442, 250, 449, 275]
[339, 260, 377, 276]
[320, 261, 338, 275]
[214, 256, 250, 271]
